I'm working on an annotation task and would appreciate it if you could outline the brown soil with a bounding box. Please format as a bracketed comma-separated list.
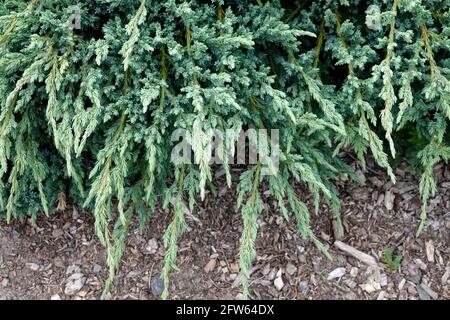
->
[0, 161, 449, 300]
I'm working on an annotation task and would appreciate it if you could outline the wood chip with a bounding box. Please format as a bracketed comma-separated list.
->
[327, 267, 346, 280]
[64, 273, 86, 295]
[1, 278, 9, 287]
[384, 190, 395, 211]
[425, 240, 435, 262]
[285, 263, 297, 276]
[203, 259, 217, 273]
[334, 241, 377, 266]
[274, 277, 284, 291]
[360, 281, 380, 293]
[350, 267, 359, 277]
[170, 197, 202, 226]
[26, 263, 40, 271]
[232, 266, 259, 288]
[368, 177, 384, 188]
[332, 220, 344, 241]
[376, 291, 386, 300]
[414, 258, 427, 271]
[398, 278, 406, 290]
[442, 267, 450, 285]
[229, 262, 239, 274]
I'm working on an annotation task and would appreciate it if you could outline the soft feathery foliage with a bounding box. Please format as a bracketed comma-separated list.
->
[0, 0, 449, 298]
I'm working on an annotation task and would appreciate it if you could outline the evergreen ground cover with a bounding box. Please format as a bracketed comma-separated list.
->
[0, 0, 449, 299]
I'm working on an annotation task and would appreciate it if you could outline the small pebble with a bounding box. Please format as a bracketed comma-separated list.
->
[26, 263, 40, 271]
[414, 258, 427, 271]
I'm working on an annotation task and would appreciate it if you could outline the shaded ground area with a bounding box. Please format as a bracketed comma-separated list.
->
[0, 161, 449, 300]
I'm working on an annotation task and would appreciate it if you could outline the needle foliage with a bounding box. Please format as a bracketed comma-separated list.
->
[1, 0, 449, 299]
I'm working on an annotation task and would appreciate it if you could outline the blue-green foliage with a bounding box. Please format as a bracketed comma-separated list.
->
[0, 0, 449, 298]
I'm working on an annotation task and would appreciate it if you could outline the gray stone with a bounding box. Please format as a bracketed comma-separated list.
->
[150, 274, 165, 296]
